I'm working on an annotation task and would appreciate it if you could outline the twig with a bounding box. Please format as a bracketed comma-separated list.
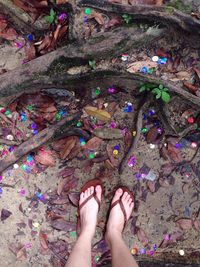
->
[178, 124, 198, 141]
[0, 139, 21, 146]
[119, 97, 150, 174]
[0, 182, 15, 188]
[0, 113, 80, 174]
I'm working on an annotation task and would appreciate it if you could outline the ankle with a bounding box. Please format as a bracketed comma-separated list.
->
[105, 229, 122, 247]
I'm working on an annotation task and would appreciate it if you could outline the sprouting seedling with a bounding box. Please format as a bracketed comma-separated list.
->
[139, 83, 171, 103]
[89, 60, 96, 70]
[122, 14, 132, 24]
[45, 8, 56, 24]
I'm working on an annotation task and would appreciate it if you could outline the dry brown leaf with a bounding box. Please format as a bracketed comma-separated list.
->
[194, 68, 200, 80]
[0, 27, 18, 41]
[39, 231, 49, 250]
[146, 126, 160, 143]
[57, 178, 68, 195]
[106, 144, 119, 167]
[176, 218, 193, 230]
[68, 192, 80, 207]
[35, 150, 55, 166]
[194, 220, 200, 232]
[137, 228, 149, 246]
[167, 143, 182, 163]
[25, 44, 36, 61]
[84, 137, 103, 150]
[127, 61, 157, 73]
[183, 81, 198, 93]
[59, 136, 78, 159]
[90, 10, 105, 25]
[57, 0, 68, 3]
[84, 106, 111, 122]
[16, 246, 27, 261]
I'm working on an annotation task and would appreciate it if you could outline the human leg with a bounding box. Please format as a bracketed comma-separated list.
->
[65, 185, 102, 267]
[105, 188, 139, 267]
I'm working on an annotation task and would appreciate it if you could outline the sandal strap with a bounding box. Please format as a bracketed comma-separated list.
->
[79, 192, 101, 212]
[110, 198, 128, 224]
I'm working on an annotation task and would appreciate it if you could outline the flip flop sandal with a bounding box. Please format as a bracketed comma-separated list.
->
[76, 178, 104, 236]
[109, 186, 134, 230]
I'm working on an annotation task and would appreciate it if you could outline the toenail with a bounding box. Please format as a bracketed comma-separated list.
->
[117, 188, 123, 193]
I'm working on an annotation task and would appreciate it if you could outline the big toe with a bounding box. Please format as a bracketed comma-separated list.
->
[112, 188, 123, 204]
[95, 185, 102, 201]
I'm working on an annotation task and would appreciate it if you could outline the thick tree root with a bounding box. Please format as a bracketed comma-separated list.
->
[0, 113, 80, 174]
[78, 0, 200, 36]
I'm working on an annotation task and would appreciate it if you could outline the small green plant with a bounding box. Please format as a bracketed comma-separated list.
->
[139, 83, 171, 103]
[122, 14, 132, 24]
[45, 8, 56, 24]
[89, 60, 96, 70]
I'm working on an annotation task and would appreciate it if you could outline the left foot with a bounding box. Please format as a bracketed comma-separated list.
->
[79, 185, 102, 238]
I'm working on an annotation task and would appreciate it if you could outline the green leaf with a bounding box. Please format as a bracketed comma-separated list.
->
[89, 60, 96, 70]
[159, 84, 164, 90]
[146, 83, 157, 89]
[161, 91, 170, 103]
[139, 86, 146, 92]
[152, 88, 160, 94]
[156, 91, 162, 99]
[163, 87, 168, 92]
[45, 8, 56, 24]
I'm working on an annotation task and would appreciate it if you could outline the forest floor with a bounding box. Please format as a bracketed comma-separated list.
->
[0, 1, 200, 267]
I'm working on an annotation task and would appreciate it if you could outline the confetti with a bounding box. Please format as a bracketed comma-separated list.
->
[179, 249, 185, 256]
[13, 164, 19, 169]
[149, 143, 156, 149]
[128, 156, 136, 167]
[152, 56, 159, 62]
[191, 142, 197, 148]
[85, 8, 92, 15]
[187, 117, 194, 124]
[6, 135, 14, 141]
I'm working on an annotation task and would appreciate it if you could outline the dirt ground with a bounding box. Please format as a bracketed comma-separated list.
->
[0, 1, 200, 267]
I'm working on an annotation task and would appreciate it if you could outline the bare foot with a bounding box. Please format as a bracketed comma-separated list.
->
[79, 185, 102, 238]
[105, 188, 134, 245]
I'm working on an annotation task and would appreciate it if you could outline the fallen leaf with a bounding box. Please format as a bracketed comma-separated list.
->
[136, 228, 149, 246]
[39, 231, 49, 250]
[175, 71, 191, 80]
[58, 167, 75, 178]
[176, 218, 193, 230]
[59, 136, 78, 159]
[105, 16, 122, 29]
[51, 219, 76, 232]
[1, 209, 12, 221]
[124, 130, 132, 152]
[194, 68, 200, 80]
[127, 60, 157, 73]
[18, 92, 55, 109]
[146, 126, 161, 143]
[84, 137, 103, 150]
[35, 150, 56, 166]
[147, 180, 158, 193]
[84, 106, 111, 122]
[57, 0, 68, 4]
[17, 246, 27, 261]
[68, 192, 80, 207]
[167, 143, 183, 163]
[90, 10, 105, 25]
[57, 175, 78, 195]
[183, 81, 198, 93]
[0, 27, 18, 41]
[25, 44, 36, 61]
[93, 128, 123, 139]
[194, 220, 200, 232]
[106, 144, 119, 167]
[57, 178, 68, 195]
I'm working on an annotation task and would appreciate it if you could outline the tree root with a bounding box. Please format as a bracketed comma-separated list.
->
[119, 98, 150, 174]
[0, 113, 80, 174]
[78, 0, 200, 36]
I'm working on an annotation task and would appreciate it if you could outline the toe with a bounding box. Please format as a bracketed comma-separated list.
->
[95, 185, 102, 201]
[80, 192, 84, 201]
[112, 188, 123, 203]
[90, 186, 94, 195]
[122, 191, 128, 201]
[128, 198, 132, 205]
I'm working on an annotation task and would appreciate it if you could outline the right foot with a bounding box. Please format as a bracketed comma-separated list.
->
[105, 188, 134, 244]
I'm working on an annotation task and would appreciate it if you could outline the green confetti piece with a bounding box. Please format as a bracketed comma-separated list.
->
[27, 105, 33, 111]
[85, 8, 92, 15]
[70, 231, 77, 237]
[89, 153, 95, 159]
